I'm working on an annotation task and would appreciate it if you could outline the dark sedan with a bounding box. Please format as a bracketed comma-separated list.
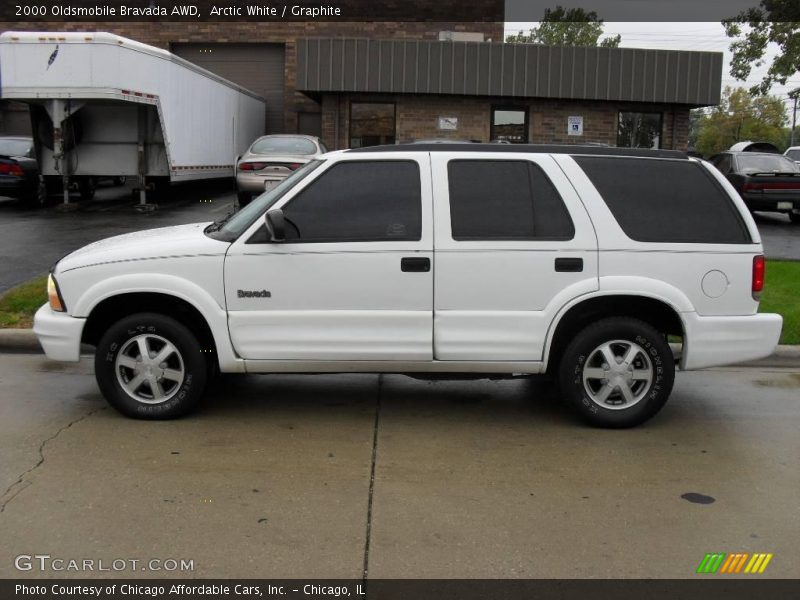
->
[709, 151, 800, 224]
[0, 136, 41, 204]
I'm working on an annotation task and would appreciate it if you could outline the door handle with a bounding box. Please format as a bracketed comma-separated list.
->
[401, 257, 431, 272]
[555, 257, 583, 272]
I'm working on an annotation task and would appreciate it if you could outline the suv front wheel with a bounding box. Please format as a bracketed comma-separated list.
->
[95, 313, 208, 419]
[558, 317, 675, 428]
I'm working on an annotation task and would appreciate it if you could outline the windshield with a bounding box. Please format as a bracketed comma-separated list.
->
[737, 154, 799, 173]
[208, 160, 323, 241]
[786, 149, 800, 161]
[250, 136, 317, 156]
[0, 138, 32, 157]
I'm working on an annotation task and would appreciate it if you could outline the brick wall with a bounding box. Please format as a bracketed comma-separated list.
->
[0, 21, 502, 133]
[322, 93, 692, 150]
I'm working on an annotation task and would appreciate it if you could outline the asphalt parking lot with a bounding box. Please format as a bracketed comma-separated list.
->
[0, 354, 798, 579]
[0, 184, 233, 292]
[0, 188, 798, 293]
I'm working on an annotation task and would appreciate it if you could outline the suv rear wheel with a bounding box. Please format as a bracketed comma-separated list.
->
[558, 317, 675, 428]
[95, 313, 208, 419]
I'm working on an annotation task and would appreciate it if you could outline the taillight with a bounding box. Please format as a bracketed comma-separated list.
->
[0, 162, 24, 177]
[287, 163, 302, 170]
[743, 182, 763, 192]
[752, 255, 765, 300]
[238, 162, 268, 171]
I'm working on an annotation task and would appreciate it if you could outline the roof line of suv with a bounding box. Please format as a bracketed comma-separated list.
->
[348, 143, 688, 159]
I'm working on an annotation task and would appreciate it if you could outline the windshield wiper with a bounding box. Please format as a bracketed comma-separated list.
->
[205, 209, 236, 233]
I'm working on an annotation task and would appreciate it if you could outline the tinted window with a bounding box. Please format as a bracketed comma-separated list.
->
[448, 160, 574, 241]
[282, 161, 421, 243]
[251, 136, 317, 155]
[574, 156, 750, 244]
[786, 149, 800, 161]
[736, 154, 799, 174]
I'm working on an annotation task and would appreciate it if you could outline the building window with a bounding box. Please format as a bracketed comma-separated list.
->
[617, 112, 662, 149]
[491, 106, 529, 143]
[350, 103, 395, 148]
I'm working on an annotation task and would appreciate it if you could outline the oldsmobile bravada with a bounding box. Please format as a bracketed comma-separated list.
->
[35, 144, 782, 427]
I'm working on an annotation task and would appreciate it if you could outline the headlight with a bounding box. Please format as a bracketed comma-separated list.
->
[47, 273, 66, 312]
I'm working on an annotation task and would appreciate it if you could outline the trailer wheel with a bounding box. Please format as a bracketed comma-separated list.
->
[78, 177, 96, 201]
[22, 181, 48, 207]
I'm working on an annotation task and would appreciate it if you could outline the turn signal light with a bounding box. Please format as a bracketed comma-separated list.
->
[752, 255, 765, 300]
[47, 274, 65, 312]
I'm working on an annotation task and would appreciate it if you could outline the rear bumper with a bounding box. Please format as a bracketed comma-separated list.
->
[681, 312, 783, 370]
[0, 177, 29, 195]
[236, 172, 287, 193]
[33, 304, 85, 362]
[741, 194, 799, 212]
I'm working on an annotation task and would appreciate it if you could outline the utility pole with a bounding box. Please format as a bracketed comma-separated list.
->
[790, 88, 800, 147]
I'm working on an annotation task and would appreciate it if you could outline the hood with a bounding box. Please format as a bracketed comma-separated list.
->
[56, 222, 228, 273]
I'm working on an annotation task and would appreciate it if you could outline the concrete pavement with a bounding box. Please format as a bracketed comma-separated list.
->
[0, 354, 797, 579]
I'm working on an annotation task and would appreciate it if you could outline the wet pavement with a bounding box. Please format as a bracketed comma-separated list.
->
[0, 183, 235, 292]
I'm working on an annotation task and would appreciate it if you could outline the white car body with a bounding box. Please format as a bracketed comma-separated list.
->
[34, 145, 783, 424]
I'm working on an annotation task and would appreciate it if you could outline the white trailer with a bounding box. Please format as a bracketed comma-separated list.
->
[0, 31, 266, 206]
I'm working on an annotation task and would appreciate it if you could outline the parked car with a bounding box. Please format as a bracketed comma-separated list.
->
[0, 136, 43, 204]
[785, 146, 800, 166]
[709, 151, 800, 223]
[35, 144, 781, 428]
[236, 134, 327, 207]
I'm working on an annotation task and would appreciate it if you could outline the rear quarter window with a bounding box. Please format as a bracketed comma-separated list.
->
[573, 156, 751, 244]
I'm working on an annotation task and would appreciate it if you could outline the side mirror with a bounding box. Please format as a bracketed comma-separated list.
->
[264, 208, 286, 242]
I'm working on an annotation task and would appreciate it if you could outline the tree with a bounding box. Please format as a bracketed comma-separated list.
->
[693, 86, 788, 156]
[506, 6, 621, 47]
[723, 0, 800, 95]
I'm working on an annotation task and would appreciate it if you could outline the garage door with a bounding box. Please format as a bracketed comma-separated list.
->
[172, 43, 285, 136]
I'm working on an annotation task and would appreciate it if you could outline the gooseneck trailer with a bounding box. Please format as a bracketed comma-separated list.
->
[0, 31, 266, 206]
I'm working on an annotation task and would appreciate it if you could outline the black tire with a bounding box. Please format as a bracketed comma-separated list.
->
[789, 212, 800, 224]
[237, 191, 252, 207]
[558, 317, 675, 428]
[95, 313, 208, 419]
[78, 177, 96, 201]
[21, 181, 47, 207]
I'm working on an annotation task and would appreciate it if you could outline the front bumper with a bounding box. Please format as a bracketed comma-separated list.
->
[681, 312, 783, 370]
[33, 304, 86, 362]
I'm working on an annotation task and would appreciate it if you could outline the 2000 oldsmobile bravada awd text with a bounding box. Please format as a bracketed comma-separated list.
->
[34, 144, 782, 427]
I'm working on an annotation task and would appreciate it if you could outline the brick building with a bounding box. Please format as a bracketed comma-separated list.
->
[0, 14, 721, 151]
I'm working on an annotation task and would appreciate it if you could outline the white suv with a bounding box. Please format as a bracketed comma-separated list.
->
[34, 144, 783, 427]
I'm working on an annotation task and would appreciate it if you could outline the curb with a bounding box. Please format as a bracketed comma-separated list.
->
[0, 328, 42, 354]
[1, 328, 799, 368]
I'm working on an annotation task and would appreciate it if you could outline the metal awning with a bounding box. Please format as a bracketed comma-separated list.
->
[297, 38, 722, 107]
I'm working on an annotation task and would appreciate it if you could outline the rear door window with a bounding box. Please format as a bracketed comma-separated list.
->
[447, 160, 574, 241]
[574, 156, 751, 244]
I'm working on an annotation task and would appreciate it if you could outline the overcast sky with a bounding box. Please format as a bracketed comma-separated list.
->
[504, 21, 799, 121]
